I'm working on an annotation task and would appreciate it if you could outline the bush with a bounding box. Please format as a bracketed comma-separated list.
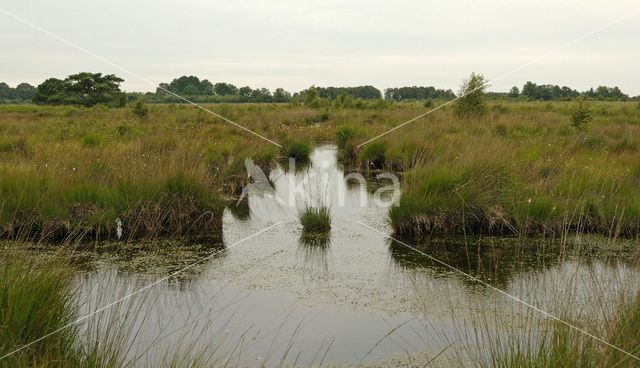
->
[423, 98, 434, 108]
[131, 99, 148, 118]
[116, 122, 132, 136]
[280, 138, 311, 162]
[570, 96, 593, 131]
[453, 72, 488, 118]
[299, 206, 331, 233]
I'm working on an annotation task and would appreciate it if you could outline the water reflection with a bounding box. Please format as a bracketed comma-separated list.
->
[74, 241, 226, 286]
[387, 237, 563, 288]
[228, 196, 250, 221]
[298, 233, 331, 272]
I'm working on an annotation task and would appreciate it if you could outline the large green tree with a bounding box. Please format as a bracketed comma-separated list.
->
[33, 73, 125, 106]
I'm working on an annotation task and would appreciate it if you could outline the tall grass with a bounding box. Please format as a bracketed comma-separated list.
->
[280, 138, 311, 162]
[0, 104, 289, 242]
[299, 206, 331, 234]
[0, 251, 91, 367]
[2, 101, 639, 240]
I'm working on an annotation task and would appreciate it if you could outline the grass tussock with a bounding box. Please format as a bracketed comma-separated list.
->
[299, 206, 331, 234]
[280, 138, 311, 163]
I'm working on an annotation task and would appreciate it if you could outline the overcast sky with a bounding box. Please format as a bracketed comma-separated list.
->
[1, 0, 638, 95]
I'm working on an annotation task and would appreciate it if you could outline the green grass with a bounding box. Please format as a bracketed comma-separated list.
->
[0, 252, 88, 367]
[299, 206, 331, 234]
[2, 101, 640, 240]
[280, 138, 311, 162]
[490, 292, 640, 368]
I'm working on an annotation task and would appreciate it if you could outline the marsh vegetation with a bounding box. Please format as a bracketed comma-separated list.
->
[2, 96, 640, 367]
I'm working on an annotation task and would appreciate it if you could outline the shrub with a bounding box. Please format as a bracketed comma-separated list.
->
[453, 72, 488, 118]
[423, 98, 434, 108]
[299, 206, 331, 233]
[131, 99, 148, 118]
[372, 98, 390, 110]
[280, 138, 311, 163]
[570, 96, 593, 131]
[116, 122, 132, 136]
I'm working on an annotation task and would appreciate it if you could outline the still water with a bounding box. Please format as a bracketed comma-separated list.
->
[75, 144, 640, 367]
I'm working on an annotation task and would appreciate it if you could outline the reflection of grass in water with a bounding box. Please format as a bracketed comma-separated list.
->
[279, 156, 311, 173]
[387, 236, 564, 288]
[387, 235, 640, 367]
[298, 233, 331, 272]
[228, 196, 250, 221]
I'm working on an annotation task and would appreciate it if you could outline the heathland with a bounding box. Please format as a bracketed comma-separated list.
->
[1, 99, 640, 242]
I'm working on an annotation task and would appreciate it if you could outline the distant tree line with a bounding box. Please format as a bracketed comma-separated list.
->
[0, 82, 36, 103]
[1, 73, 637, 105]
[383, 86, 456, 101]
[152, 75, 291, 103]
[508, 82, 630, 101]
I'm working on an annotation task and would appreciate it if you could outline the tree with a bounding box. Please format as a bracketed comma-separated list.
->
[200, 79, 214, 95]
[214, 82, 238, 96]
[453, 72, 487, 118]
[182, 84, 200, 95]
[570, 96, 592, 131]
[304, 86, 320, 108]
[0, 82, 10, 100]
[521, 81, 538, 100]
[238, 86, 252, 102]
[33, 73, 125, 107]
[335, 91, 353, 108]
[508, 86, 520, 98]
[14, 83, 35, 100]
[249, 88, 272, 102]
[64, 73, 125, 106]
[33, 78, 68, 104]
[272, 88, 291, 102]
